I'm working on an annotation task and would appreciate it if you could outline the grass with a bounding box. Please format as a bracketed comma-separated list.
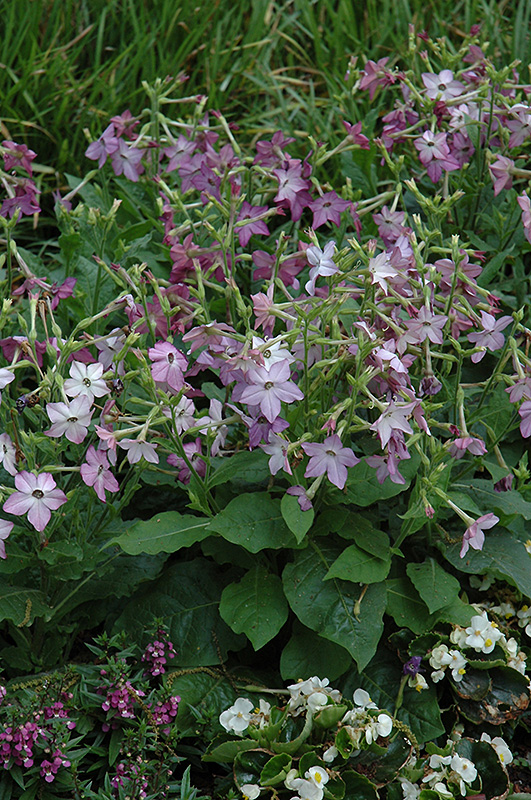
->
[0, 0, 529, 201]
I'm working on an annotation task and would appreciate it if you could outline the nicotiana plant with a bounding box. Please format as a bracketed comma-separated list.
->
[0, 23, 530, 794]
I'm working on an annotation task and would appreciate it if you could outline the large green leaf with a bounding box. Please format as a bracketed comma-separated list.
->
[454, 479, 531, 520]
[209, 493, 297, 552]
[208, 449, 271, 488]
[112, 511, 211, 555]
[283, 542, 386, 671]
[406, 558, 460, 614]
[386, 576, 437, 635]
[281, 493, 314, 543]
[280, 624, 352, 681]
[0, 580, 50, 625]
[219, 567, 288, 650]
[445, 528, 531, 596]
[327, 454, 420, 507]
[168, 670, 239, 737]
[113, 558, 244, 665]
[325, 542, 390, 584]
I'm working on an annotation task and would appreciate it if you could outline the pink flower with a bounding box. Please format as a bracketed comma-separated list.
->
[370, 402, 413, 448]
[467, 311, 512, 362]
[460, 513, 498, 558]
[448, 436, 487, 459]
[85, 124, 119, 168]
[286, 485, 313, 511]
[422, 70, 465, 101]
[148, 341, 187, 392]
[260, 434, 292, 476]
[309, 192, 350, 229]
[236, 202, 270, 247]
[0, 519, 14, 559]
[0, 433, 17, 476]
[305, 241, 339, 296]
[359, 58, 395, 99]
[64, 361, 110, 401]
[3, 472, 67, 532]
[517, 193, 531, 244]
[489, 155, 514, 196]
[167, 439, 205, 484]
[80, 446, 119, 503]
[119, 439, 159, 465]
[302, 434, 359, 489]
[45, 396, 93, 444]
[110, 139, 145, 182]
[239, 361, 304, 423]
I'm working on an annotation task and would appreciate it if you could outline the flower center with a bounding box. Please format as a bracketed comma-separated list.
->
[32, 489, 44, 499]
[168, 353, 174, 364]
[97, 465, 104, 475]
[326, 450, 336, 457]
[438, 82, 447, 90]
[83, 377, 92, 386]
[263, 349, 271, 359]
[67, 416, 78, 423]
[264, 381, 273, 390]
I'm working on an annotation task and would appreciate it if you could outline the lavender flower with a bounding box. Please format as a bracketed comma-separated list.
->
[3, 472, 67, 532]
[302, 434, 359, 489]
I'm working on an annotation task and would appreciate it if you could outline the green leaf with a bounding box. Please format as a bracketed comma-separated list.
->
[325, 542, 390, 584]
[0, 580, 50, 625]
[113, 558, 244, 665]
[169, 671, 239, 737]
[456, 739, 509, 799]
[259, 754, 292, 786]
[386, 576, 437, 635]
[283, 542, 386, 671]
[342, 771, 378, 800]
[204, 738, 259, 763]
[455, 479, 531, 520]
[406, 559, 460, 614]
[281, 493, 314, 543]
[219, 567, 288, 650]
[445, 528, 531, 596]
[209, 494, 297, 552]
[280, 624, 351, 681]
[112, 511, 211, 555]
[327, 455, 419, 507]
[208, 449, 271, 489]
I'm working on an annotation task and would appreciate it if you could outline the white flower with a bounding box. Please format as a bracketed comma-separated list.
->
[287, 778, 323, 800]
[408, 674, 428, 692]
[252, 336, 295, 372]
[480, 733, 513, 765]
[287, 677, 341, 715]
[399, 778, 420, 800]
[507, 651, 527, 674]
[64, 361, 110, 401]
[451, 754, 477, 783]
[429, 754, 451, 770]
[464, 614, 502, 653]
[365, 713, 393, 745]
[219, 697, 253, 733]
[0, 433, 17, 476]
[517, 604, 531, 627]
[306, 767, 329, 789]
[450, 626, 468, 648]
[440, 649, 467, 682]
[241, 785, 260, 800]
[433, 781, 453, 798]
[431, 669, 446, 683]
[353, 688, 377, 709]
[322, 745, 338, 763]
[429, 644, 449, 670]
[250, 699, 271, 728]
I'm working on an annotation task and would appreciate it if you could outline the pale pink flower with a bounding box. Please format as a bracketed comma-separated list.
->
[460, 513, 498, 558]
[422, 70, 465, 101]
[0, 368, 15, 404]
[448, 436, 487, 459]
[260, 434, 292, 476]
[489, 156, 515, 196]
[517, 193, 531, 244]
[302, 434, 359, 489]
[3, 472, 67, 532]
[64, 362, 110, 401]
[80, 446, 119, 503]
[0, 433, 17, 476]
[163, 396, 196, 434]
[119, 438, 159, 464]
[45, 396, 93, 444]
[167, 439, 205, 484]
[467, 311, 512, 362]
[370, 402, 413, 448]
[305, 241, 339, 296]
[148, 341, 187, 392]
[239, 361, 304, 423]
[0, 519, 13, 559]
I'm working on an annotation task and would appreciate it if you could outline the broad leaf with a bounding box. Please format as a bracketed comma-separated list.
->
[0, 581, 50, 625]
[280, 624, 351, 681]
[386, 577, 437, 635]
[208, 449, 271, 488]
[219, 567, 288, 650]
[445, 528, 531, 597]
[327, 455, 419, 507]
[112, 511, 211, 555]
[113, 558, 244, 665]
[168, 671, 239, 737]
[209, 493, 296, 552]
[406, 559, 460, 614]
[283, 542, 386, 671]
[455, 479, 531, 520]
[325, 542, 390, 584]
[281, 493, 314, 542]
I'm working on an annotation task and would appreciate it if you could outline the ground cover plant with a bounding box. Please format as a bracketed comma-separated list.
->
[0, 7, 531, 799]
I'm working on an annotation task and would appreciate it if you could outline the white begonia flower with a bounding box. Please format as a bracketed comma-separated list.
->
[353, 688, 378, 709]
[431, 669, 446, 683]
[241, 785, 261, 800]
[429, 644, 449, 670]
[433, 781, 453, 798]
[439, 649, 467, 682]
[429, 754, 452, 770]
[517, 604, 531, 634]
[451, 754, 477, 783]
[398, 778, 421, 800]
[504, 637, 519, 658]
[365, 713, 393, 745]
[450, 626, 468, 648]
[408, 673, 428, 692]
[250, 698, 271, 728]
[219, 697, 254, 733]
[465, 614, 502, 653]
[480, 733, 513, 765]
[507, 651, 527, 674]
[322, 745, 338, 763]
[287, 677, 341, 715]
[288, 778, 324, 800]
[492, 601, 515, 619]
[306, 767, 329, 789]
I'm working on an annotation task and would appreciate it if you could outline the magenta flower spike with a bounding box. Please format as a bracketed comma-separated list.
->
[3, 472, 67, 532]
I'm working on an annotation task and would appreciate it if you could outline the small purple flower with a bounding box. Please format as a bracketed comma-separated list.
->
[260, 434, 292, 476]
[309, 192, 350, 229]
[467, 311, 512, 363]
[80, 446, 119, 503]
[236, 202, 270, 247]
[3, 472, 67, 532]
[110, 139, 145, 182]
[119, 438, 159, 465]
[85, 124, 119, 168]
[403, 656, 423, 676]
[448, 436, 487, 460]
[422, 70, 465, 101]
[305, 241, 339, 296]
[286, 485, 313, 511]
[302, 434, 359, 490]
[460, 513, 499, 558]
[167, 439, 205, 484]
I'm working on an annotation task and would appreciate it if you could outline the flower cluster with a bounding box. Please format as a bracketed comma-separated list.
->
[141, 628, 177, 676]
